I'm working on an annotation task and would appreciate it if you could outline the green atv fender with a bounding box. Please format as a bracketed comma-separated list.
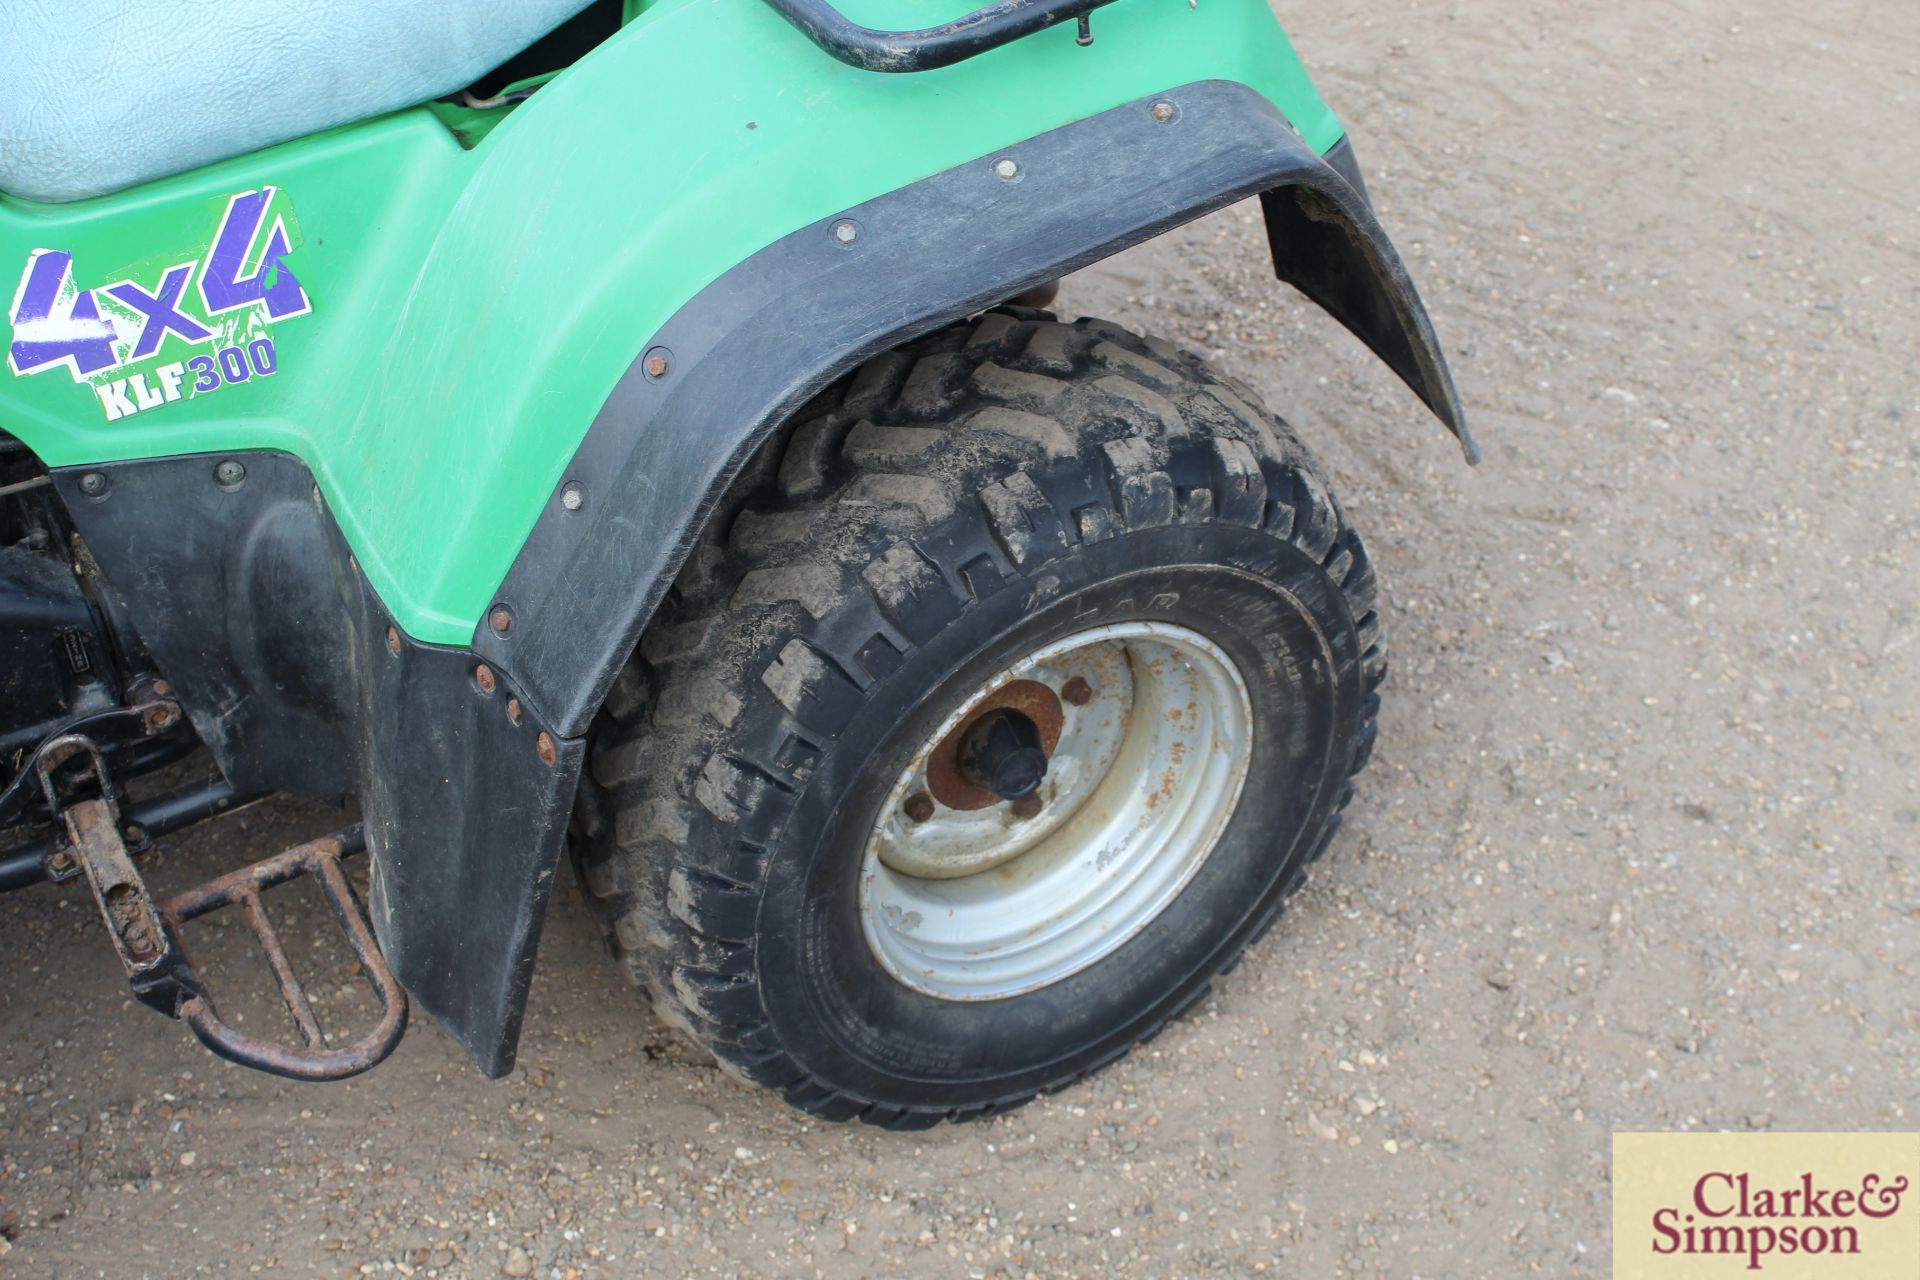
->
[1, 0, 1470, 1074]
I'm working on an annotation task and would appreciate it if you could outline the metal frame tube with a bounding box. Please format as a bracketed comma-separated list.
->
[0, 776, 261, 892]
[760, 0, 1124, 72]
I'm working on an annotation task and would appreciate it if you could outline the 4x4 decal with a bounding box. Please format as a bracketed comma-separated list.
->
[5, 186, 310, 422]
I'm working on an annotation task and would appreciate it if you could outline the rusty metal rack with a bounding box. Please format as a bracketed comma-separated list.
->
[33, 734, 407, 1080]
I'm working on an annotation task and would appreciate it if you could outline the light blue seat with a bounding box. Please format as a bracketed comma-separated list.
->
[0, 0, 598, 203]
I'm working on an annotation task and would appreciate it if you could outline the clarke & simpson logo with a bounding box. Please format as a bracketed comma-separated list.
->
[1614, 1134, 1920, 1279]
[1652, 1170, 1908, 1269]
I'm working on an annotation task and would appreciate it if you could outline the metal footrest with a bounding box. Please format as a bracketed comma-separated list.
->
[159, 826, 408, 1080]
[35, 736, 406, 1080]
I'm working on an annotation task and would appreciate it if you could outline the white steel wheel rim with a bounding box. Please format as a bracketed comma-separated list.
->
[859, 621, 1254, 1001]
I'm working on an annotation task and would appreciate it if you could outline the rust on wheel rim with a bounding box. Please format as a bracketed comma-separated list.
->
[860, 621, 1254, 1001]
[923, 678, 1064, 811]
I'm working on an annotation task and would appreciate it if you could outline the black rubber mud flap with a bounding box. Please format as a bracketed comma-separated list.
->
[1259, 166, 1476, 461]
[475, 79, 1473, 743]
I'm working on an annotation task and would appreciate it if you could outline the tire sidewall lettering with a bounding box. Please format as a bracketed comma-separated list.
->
[747, 523, 1361, 1100]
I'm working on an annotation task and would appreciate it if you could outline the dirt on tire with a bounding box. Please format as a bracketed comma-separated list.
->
[575, 311, 1380, 1127]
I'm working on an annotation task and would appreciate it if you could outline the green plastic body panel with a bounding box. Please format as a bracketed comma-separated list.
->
[0, 0, 1340, 644]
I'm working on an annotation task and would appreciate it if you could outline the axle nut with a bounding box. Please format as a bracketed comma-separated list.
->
[957, 708, 1048, 801]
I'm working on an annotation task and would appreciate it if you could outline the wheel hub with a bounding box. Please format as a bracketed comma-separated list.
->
[861, 621, 1254, 1000]
[922, 679, 1063, 812]
[956, 708, 1048, 799]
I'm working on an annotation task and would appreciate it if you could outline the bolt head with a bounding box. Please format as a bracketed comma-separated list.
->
[506, 697, 523, 726]
[489, 606, 514, 636]
[78, 472, 108, 497]
[386, 625, 401, 656]
[536, 731, 557, 767]
[214, 459, 247, 489]
[994, 157, 1019, 180]
[1150, 101, 1176, 122]
[904, 792, 935, 823]
[643, 348, 671, 379]
[474, 663, 497, 694]
[1062, 675, 1094, 706]
[1010, 794, 1044, 820]
[561, 483, 585, 512]
[832, 220, 859, 245]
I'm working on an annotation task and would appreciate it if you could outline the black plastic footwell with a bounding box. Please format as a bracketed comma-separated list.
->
[52, 454, 583, 1077]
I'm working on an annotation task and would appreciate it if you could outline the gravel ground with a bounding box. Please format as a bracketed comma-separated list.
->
[4, 1, 1916, 1275]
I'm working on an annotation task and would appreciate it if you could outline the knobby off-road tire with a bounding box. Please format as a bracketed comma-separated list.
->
[574, 310, 1386, 1128]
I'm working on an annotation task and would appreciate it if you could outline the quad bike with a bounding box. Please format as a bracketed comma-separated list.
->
[0, 0, 1473, 1123]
